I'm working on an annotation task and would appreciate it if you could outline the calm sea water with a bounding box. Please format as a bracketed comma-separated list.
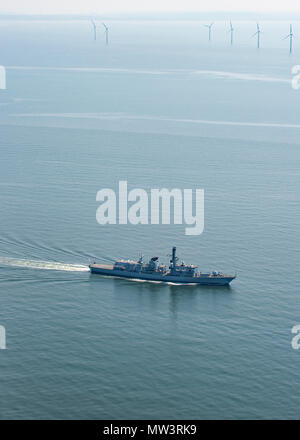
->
[0, 18, 300, 419]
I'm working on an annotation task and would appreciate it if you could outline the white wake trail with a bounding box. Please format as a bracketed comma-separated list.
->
[0, 257, 89, 272]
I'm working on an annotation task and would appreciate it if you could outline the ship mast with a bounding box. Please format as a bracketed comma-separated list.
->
[168, 246, 178, 274]
[172, 247, 177, 268]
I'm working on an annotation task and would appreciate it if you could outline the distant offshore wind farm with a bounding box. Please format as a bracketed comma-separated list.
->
[89, 17, 296, 53]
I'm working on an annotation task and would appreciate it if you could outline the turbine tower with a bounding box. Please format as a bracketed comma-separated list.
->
[102, 23, 109, 45]
[283, 24, 294, 54]
[91, 18, 97, 41]
[229, 21, 234, 45]
[252, 23, 261, 49]
[204, 23, 214, 42]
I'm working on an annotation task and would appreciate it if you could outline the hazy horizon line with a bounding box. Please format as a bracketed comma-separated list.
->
[1, 10, 300, 20]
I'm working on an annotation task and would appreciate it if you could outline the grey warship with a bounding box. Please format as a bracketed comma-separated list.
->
[89, 247, 236, 285]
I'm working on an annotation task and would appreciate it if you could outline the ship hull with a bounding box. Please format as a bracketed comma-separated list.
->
[89, 264, 235, 285]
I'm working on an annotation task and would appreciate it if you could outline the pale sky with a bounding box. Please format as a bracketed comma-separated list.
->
[2, 0, 300, 15]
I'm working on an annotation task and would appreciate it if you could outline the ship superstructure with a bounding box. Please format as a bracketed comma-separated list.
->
[89, 247, 236, 286]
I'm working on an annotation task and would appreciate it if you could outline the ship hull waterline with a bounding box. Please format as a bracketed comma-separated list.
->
[89, 264, 235, 286]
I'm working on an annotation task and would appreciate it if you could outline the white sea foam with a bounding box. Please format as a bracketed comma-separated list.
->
[6, 66, 172, 75]
[130, 278, 163, 284]
[191, 70, 290, 84]
[10, 112, 300, 129]
[166, 282, 197, 286]
[12, 97, 45, 102]
[6, 66, 290, 83]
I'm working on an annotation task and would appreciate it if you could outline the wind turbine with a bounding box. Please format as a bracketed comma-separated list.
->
[283, 24, 295, 54]
[204, 23, 214, 42]
[91, 18, 97, 41]
[252, 23, 261, 49]
[102, 23, 109, 45]
[229, 21, 234, 45]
